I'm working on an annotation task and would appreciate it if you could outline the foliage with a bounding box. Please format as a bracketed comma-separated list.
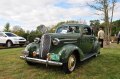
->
[27, 31, 42, 43]
[101, 19, 120, 36]
[11, 26, 42, 43]
[111, 20, 120, 36]
[88, 0, 117, 44]
[90, 20, 100, 36]
[3, 23, 11, 32]
[12, 26, 26, 37]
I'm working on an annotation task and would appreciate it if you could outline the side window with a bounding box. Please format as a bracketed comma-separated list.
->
[74, 26, 80, 33]
[68, 26, 80, 33]
[0, 33, 4, 37]
[83, 27, 92, 35]
[68, 26, 74, 33]
[56, 26, 68, 33]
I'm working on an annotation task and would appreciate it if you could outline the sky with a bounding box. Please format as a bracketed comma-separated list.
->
[0, 0, 120, 31]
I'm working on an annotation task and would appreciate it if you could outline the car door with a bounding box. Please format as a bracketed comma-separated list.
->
[79, 27, 94, 54]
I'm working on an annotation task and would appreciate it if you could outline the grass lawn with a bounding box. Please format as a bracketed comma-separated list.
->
[0, 44, 120, 79]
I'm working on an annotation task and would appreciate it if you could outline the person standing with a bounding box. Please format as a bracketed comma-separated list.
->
[98, 27, 105, 48]
[117, 31, 120, 44]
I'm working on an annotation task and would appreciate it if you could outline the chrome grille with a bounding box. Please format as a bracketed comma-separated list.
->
[40, 34, 51, 58]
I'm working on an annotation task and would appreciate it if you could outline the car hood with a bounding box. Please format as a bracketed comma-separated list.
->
[47, 33, 81, 40]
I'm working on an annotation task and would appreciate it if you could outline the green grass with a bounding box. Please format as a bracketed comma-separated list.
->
[0, 44, 120, 79]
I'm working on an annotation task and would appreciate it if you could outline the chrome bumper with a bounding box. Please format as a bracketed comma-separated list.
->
[20, 56, 63, 66]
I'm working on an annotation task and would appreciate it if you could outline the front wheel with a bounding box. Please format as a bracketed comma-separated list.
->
[6, 41, 12, 48]
[63, 54, 76, 74]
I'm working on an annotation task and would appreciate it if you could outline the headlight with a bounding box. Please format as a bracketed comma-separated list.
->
[34, 37, 40, 43]
[22, 50, 29, 56]
[52, 38, 60, 45]
[13, 38, 18, 40]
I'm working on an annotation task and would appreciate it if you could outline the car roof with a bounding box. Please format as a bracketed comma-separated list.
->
[60, 23, 90, 28]
[0, 32, 12, 33]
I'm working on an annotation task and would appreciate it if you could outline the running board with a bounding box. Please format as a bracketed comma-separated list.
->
[81, 53, 96, 61]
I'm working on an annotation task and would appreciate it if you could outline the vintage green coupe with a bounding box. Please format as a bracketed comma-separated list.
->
[20, 24, 100, 73]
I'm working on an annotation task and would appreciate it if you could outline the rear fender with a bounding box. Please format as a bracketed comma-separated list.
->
[93, 40, 100, 53]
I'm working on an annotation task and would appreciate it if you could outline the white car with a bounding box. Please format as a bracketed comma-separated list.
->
[0, 32, 26, 47]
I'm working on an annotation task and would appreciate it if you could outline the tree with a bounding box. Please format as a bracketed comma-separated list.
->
[88, 0, 117, 45]
[110, 0, 117, 37]
[12, 26, 25, 36]
[90, 20, 100, 36]
[4, 23, 11, 32]
[112, 20, 120, 36]
[27, 30, 42, 43]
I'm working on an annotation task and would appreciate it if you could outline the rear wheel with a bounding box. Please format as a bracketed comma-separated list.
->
[63, 54, 76, 74]
[6, 41, 12, 48]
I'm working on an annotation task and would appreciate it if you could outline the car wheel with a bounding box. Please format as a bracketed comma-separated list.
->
[6, 41, 12, 48]
[19, 44, 24, 47]
[95, 52, 100, 57]
[63, 54, 76, 74]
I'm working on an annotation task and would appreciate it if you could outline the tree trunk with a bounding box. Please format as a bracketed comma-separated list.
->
[110, 0, 115, 37]
[104, 0, 110, 45]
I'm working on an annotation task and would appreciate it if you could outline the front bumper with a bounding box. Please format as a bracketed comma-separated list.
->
[20, 56, 63, 66]
[13, 41, 26, 45]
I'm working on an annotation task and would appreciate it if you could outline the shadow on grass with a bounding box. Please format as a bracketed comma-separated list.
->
[23, 55, 99, 74]
[25, 62, 64, 74]
[0, 46, 25, 50]
[76, 56, 96, 68]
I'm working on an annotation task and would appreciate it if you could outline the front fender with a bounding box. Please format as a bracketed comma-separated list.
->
[58, 44, 84, 63]
[24, 42, 40, 57]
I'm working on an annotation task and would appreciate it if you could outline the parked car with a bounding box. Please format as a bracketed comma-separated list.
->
[20, 24, 100, 73]
[0, 32, 26, 47]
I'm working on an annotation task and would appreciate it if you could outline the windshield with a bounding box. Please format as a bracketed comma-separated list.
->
[5, 33, 17, 37]
[56, 26, 68, 33]
[56, 26, 80, 33]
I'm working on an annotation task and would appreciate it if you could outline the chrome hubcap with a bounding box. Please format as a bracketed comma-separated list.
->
[7, 42, 11, 47]
[68, 55, 76, 71]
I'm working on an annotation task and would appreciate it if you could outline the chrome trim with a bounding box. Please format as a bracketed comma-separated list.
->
[40, 34, 51, 58]
[40, 35, 44, 58]
[20, 56, 63, 66]
[64, 41, 77, 44]
[60, 39, 77, 41]
[52, 38, 60, 45]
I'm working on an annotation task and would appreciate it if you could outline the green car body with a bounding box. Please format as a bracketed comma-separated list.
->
[20, 24, 100, 73]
